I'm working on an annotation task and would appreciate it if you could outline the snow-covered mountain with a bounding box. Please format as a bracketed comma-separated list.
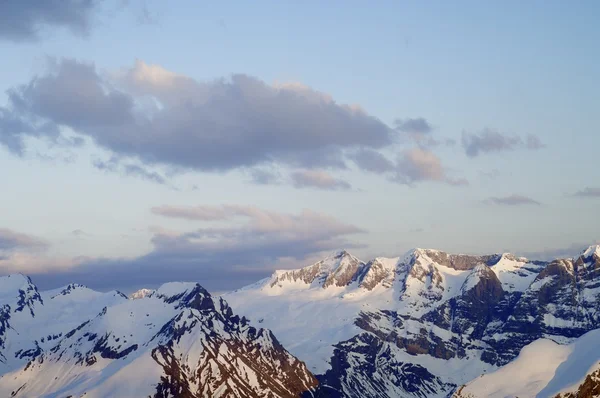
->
[2, 244, 600, 397]
[225, 245, 600, 397]
[0, 277, 316, 397]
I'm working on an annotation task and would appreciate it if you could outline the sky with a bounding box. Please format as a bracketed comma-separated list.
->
[0, 0, 599, 293]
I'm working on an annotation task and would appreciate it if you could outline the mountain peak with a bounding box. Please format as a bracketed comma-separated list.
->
[583, 244, 600, 259]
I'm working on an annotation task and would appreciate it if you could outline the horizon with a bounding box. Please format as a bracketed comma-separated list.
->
[6, 243, 600, 295]
[1, 1, 599, 294]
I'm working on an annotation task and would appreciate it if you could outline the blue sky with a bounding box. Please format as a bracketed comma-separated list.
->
[0, 0, 598, 292]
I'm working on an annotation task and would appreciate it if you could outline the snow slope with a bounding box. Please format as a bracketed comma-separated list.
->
[455, 328, 600, 398]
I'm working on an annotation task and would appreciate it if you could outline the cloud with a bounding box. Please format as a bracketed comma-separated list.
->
[247, 168, 282, 185]
[9, 207, 367, 292]
[394, 118, 433, 134]
[1, 58, 395, 175]
[349, 149, 395, 173]
[526, 134, 545, 150]
[574, 187, 600, 198]
[0, 0, 101, 42]
[461, 129, 545, 157]
[392, 148, 467, 186]
[0, 228, 48, 251]
[484, 194, 541, 206]
[0, 252, 83, 274]
[0, 108, 61, 155]
[1, 59, 464, 188]
[290, 170, 351, 190]
[0, 228, 78, 275]
[71, 229, 90, 238]
[92, 156, 167, 185]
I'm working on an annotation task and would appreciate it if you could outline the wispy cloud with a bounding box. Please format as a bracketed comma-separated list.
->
[290, 170, 352, 190]
[394, 117, 433, 134]
[247, 168, 282, 185]
[574, 187, 600, 198]
[92, 156, 167, 185]
[461, 129, 545, 157]
[484, 194, 541, 206]
[0, 228, 48, 251]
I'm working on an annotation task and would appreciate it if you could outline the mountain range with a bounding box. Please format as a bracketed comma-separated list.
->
[1, 244, 600, 397]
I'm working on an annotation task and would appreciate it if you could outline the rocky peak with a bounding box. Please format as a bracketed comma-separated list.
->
[583, 244, 600, 260]
[129, 288, 156, 300]
[322, 251, 365, 288]
[576, 245, 600, 272]
[268, 250, 365, 289]
[358, 257, 398, 290]
[460, 264, 501, 294]
[410, 248, 495, 271]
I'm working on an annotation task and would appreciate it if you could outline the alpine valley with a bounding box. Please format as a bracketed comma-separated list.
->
[1, 245, 600, 398]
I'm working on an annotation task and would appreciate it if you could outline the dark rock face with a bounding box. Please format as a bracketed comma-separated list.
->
[419, 250, 496, 271]
[313, 333, 454, 398]
[14, 277, 43, 317]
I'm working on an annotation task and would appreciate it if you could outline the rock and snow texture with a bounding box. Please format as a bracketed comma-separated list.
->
[0, 277, 317, 398]
[3, 245, 600, 397]
[225, 245, 600, 398]
[455, 328, 600, 398]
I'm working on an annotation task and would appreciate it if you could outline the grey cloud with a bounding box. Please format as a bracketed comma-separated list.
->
[122, 164, 167, 185]
[71, 229, 89, 237]
[248, 168, 281, 185]
[290, 170, 352, 190]
[574, 187, 600, 198]
[394, 118, 433, 134]
[93, 156, 167, 185]
[393, 118, 456, 150]
[13, 207, 366, 292]
[461, 129, 545, 157]
[151, 205, 241, 221]
[0, 0, 101, 42]
[349, 149, 395, 173]
[392, 148, 467, 186]
[0, 108, 61, 155]
[0, 228, 48, 251]
[484, 194, 541, 206]
[3, 59, 394, 173]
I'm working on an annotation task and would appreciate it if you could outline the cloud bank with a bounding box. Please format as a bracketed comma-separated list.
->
[1, 207, 366, 292]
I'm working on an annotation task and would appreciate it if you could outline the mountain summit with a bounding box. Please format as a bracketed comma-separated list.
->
[226, 245, 600, 397]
